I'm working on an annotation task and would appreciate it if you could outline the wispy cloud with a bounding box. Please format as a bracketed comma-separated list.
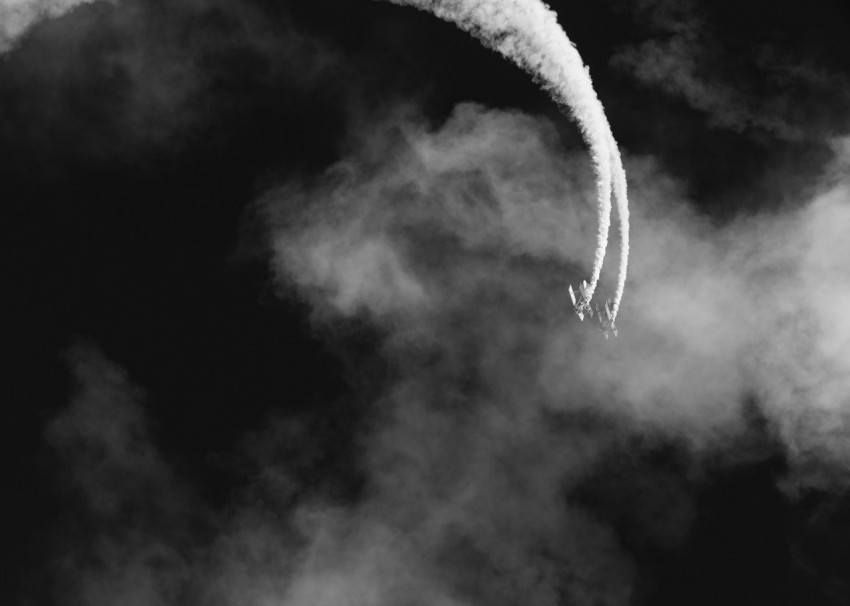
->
[0, 0, 102, 52]
[263, 101, 850, 600]
[611, 0, 850, 141]
[22, 2, 850, 603]
[0, 0, 347, 164]
[36, 96, 850, 605]
[44, 341, 200, 605]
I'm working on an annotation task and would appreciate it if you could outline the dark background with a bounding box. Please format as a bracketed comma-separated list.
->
[4, 0, 850, 604]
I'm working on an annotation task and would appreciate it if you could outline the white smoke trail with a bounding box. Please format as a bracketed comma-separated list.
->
[381, 0, 619, 305]
[609, 133, 629, 321]
[0, 0, 98, 52]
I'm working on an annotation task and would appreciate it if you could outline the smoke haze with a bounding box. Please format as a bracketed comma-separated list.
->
[34, 104, 850, 606]
[0, 0, 100, 51]
[6, 0, 850, 605]
[611, 0, 850, 141]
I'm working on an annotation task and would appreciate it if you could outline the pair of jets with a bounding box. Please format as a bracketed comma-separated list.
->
[568, 280, 618, 339]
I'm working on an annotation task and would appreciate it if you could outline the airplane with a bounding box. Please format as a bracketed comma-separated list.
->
[569, 280, 593, 322]
[594, 298, 618, 339]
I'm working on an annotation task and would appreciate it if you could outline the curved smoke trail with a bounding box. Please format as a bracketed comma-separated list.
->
[609, 133, 629, 321]
[382, 0, 619, 305]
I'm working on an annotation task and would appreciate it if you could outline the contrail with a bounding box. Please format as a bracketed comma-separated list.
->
[0, 0, 97, 52]
[609, 132, 629, 322]
[381, 0, 620, 307]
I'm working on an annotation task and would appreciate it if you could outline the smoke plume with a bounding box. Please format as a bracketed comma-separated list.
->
[381, 0, 629, 309]
[42, 102, 850, 606]
[245, 100, 850, 602]
[15, 1, 850, 605]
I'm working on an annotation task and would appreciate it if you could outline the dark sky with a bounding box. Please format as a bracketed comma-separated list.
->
[4, 1, 850, 605]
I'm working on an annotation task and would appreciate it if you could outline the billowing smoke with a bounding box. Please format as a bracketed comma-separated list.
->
[0, 0, 100, 51]
[263, 102, 850, 602]
[13, 0, 850, 605]
[269, 101, 850, 474]
[381, 0, 629, 312]
[33, 100, 850, 606]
